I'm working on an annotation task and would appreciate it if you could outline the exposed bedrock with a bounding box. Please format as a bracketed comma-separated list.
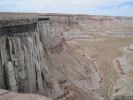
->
[44, 15, 133, 39]
[1, 13, 133, 38]
[0, 17, 103, 100]
[0, 13, 133, 100]
[0, 89, 52, 100]
[111, 77, 133, 100]
[112, 44, 133, 100]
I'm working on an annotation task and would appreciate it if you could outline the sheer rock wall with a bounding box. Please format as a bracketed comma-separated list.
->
[0, 13, 133, 100]
[0, 17, 102, 100]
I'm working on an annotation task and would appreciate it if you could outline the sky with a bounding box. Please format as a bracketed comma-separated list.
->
[0, 0, 133, 16]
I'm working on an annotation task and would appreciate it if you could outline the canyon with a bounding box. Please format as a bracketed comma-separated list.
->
[0, 13, 133, 100]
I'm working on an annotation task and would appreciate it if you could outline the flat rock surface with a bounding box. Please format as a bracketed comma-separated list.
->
[0, 89, 52, 100]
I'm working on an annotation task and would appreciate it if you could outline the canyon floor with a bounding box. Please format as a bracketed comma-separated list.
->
[67, 36, 133, 99]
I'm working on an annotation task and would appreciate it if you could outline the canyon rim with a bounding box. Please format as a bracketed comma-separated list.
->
[0, 13, 133, 100]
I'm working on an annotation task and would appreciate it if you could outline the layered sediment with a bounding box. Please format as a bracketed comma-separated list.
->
[0, 15, 102, 100]
[0, 13, 133, 100]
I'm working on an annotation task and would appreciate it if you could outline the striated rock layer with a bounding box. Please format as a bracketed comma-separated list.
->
[0, 13, 133, 100]
[111, 43, 133, 100]
[0, 15, 102, 100]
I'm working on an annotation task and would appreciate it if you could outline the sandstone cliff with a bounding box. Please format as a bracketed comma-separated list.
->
[0, 14, 102, 100]
[0, 13, 133, 100]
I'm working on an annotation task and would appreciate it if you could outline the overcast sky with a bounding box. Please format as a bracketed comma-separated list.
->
[0, 0, 133, 16]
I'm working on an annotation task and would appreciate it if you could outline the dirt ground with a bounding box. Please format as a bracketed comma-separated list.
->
[67, 36, 133, 99]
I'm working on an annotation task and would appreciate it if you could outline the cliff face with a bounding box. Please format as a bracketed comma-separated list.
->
[41, 15, 133, 39]
[0, 19, 49, 93]
[0, 18, 60, 94]
[0, 13, 133, 100]
[0, 16, 102, 100]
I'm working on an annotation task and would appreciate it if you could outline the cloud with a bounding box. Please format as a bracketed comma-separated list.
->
[0, 0, 132, 16]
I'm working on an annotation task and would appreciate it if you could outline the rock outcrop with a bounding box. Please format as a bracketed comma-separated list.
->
[0, 15, 103, 100]
[112, 43, 133, 100]
[111, 77, 133, 100]
[0, 89, 52, 100]
[0, 13, 133, 100]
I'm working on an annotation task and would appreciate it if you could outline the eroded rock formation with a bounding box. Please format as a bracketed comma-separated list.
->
[0, 15, 103, 100]
[0, 13, 133, 100]
[112, 43, 133, 100]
